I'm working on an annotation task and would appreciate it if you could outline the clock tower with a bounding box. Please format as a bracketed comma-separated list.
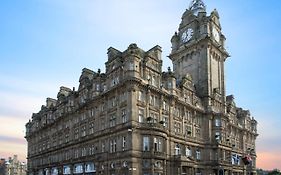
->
[169, 0, 230, 107]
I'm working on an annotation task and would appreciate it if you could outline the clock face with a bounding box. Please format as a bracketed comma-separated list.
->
[212, 27, 220, 42]
[181, 28, 193, 43]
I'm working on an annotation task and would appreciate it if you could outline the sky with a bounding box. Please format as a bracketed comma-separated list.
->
[0, 0, 281, 170]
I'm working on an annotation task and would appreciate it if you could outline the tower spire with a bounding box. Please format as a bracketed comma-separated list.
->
[189, 0, 206, 15]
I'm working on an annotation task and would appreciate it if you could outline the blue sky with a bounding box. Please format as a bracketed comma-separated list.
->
[0, 0, 280, 170]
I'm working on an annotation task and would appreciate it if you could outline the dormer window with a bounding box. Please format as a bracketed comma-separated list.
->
[168, 81, 173, 89]
[129, 62, 135, 70]
[111, 76, 119, 87]
[112, 64, 116, 70]
[96, 84, 100, 91]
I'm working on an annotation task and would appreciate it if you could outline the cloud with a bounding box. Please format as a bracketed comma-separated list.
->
[0, 135, 26, 145]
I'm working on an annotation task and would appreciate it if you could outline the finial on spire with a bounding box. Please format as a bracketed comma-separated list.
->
[189, 0, 206, 15]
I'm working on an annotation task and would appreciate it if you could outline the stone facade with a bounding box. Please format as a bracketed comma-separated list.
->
[25, 0, 258, 175]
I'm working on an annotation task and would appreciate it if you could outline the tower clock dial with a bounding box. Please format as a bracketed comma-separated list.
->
[212, 27, 220, 42]
[181, 28, 194, 43]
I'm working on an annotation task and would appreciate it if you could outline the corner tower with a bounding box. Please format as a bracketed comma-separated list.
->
[169, 0, 229, 107]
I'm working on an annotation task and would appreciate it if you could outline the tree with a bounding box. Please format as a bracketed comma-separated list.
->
[268, 169, 281, 175]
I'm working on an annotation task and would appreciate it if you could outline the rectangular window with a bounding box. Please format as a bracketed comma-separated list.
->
[184, 110, 191, 121]
[215, 132, 220, 141]
[63, 166, 71, 175]
[174, 122, 181, 133]
[175, 144, 181, 155]
[174, 107, 180, 117]
[74, 149, 79, 158]
[231, 154, 241, 165]
[81, 125, 86, 137]
[115, 76, 119, 85]
[74, 128, 79, 140]
[185, 125, 192, 136]
[111, 97, 117, 107]
[185, 147, 192, 157]
[139, 109, 144, 123]
[129, 62, 135, 70]
[90, 109, 95, 117]
[82, 147, 87, 157]
[152, 113, 158, 123]
[81, 113, 87, 121]
[89, 121, 95, 134]
[147, 74, 151, 83]
[215, 118, 221, 127]
[101, 118, 106, 130]
[73, 164, 83, 174]
[122, 136, 126, 151]
[149, 95, 154, 105]
[149, 95, 159, 106]
[110, 139, 117, 153]
[111, 79, 115, 87]
[152, 76, 157, 86]
[101, 142, 105, 153]
[65, 133, 70, 143]
[121, 109, 128, 123]
[85, 162, 96, 173]
[113, 139, 117, 152]
[162, 101, 168, 111]
[110, 140, 113, 153]
[109, 114, 117, 127]
[138, 90, 145, 102]
[143, 136, 150, 151]
[89, 145, 94, 155]
[162, 116, 168, 127]
[101, 103, 106, 111]
[196, 150, 201, 160]
[96, 84, 100, 91]
[195, 128, 201, 138]
[120, 92, 127, 102]
[148, 112, 158, 124]
[154, 137, 163, 152]
[168, 81, 172, 89]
